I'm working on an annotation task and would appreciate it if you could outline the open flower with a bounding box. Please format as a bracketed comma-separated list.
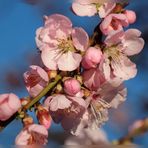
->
[24, 65, 49, 97]
[15, 124, 48, 145]
[72, 0, 116, 18]
[36, 14, 89, 71]
[0, 93, 21, 121]
[100, 13, 129, 35]
[70, 79, 127, 135]
[102, 29, 144, 80]
[44, 94, 86, 131]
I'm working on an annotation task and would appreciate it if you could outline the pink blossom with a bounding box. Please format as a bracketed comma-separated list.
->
[82, 47, 102, 69]
[64, 78, 81, 96]
[15, 124, 48, 145]
[124, 10, 136, 24]
[44, 94, 86, 131]
[36, 14, 89, 71]
[70, 79, 127, 135]
[83, 68, 105, 91]
[24, 65, 49, 97]
[0, 93, 21, 121]
[100, 13, 129, 35]
[72, 0, 116, 18]
[103, 29, 144, 80]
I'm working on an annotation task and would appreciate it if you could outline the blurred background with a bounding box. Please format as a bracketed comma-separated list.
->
[0, 0, 148, 146]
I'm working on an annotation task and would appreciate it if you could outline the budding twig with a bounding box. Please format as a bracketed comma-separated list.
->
[0, 74, 62, 131]
[113, 118, 148, 145]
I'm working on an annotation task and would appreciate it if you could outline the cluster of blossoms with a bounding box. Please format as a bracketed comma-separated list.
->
[0, 0, 144, 145]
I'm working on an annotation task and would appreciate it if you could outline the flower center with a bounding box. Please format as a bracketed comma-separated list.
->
[104, 46, 121, 61]
[58, 38, 75, 53]
[95, 3, 102, 12]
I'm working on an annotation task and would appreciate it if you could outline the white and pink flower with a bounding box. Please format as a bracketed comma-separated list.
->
[36, 14, 89, 71]
[15, 124, 48, 145]
[102, 29, 144, 80]
[72, 0, 116, 18]
[24, 65, 49, 97]
[44, 94, 86, 131]
[100, 13, 129, 35]
[70, 79, 127, 135]
[0, 93, 21, 121]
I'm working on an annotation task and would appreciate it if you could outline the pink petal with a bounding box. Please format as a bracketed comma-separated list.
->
[35, 27, 44, 48]
[72, 3, 97, 17]
[111, 56, 137, 80]
[102, 58, 111, 81]
[99, 2, 116, 18]
[41, 46, 59, 70]
[30, 65, 49, 82]
[44, 14, 72, 29]
[28, 124, 48, 137]
[57, 51, 82, 71]
[72, 27, 89, 51]
[122, 29, 144, 56]
[28, 83, 44, 97]
[74, 0, 111, 5]
[83, 68, 105, 90]
[15, 130, 31, 145]
[99, 82, 127, 108]
[104, 30, 124, 46]
[47, 95, 72, 112]
[8, 93, 21, 111]
[68, 96, 86, 108]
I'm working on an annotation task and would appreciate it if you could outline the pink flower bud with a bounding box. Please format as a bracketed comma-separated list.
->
[124, 10, 136, 24]
[36, 105, 52, 129]
[64, 78, 81, 96]
[82, 47, 102, 69]
[0, 93, 21, 121]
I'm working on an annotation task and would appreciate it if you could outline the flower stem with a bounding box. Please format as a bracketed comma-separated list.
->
[0, 74, 62, 131]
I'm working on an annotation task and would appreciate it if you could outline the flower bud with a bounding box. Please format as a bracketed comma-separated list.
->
[23, 116, 34, 127]
[64, 78, 81, 96]
[0, 93, 21, 121]
[20, 98, 30, 106]
[82, 47, 102, 69]
[48, 70, 57, 79]
[124, 10, 136, 24]
[36, 105, 52, 129]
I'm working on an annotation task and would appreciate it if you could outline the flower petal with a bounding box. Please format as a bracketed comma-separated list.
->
[99, 2, 116, 18]
[46, 95, 72, 112]
[41, 46, 59, 70]
[57, 51, 82, 71]
[72, 3, 97, 17]
[72, 27, 89, 51]
[122, 29, 144, 56]
[111, 56, 137, 80]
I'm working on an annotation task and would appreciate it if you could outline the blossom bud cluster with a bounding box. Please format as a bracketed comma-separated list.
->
[0, 0, 144, 145]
